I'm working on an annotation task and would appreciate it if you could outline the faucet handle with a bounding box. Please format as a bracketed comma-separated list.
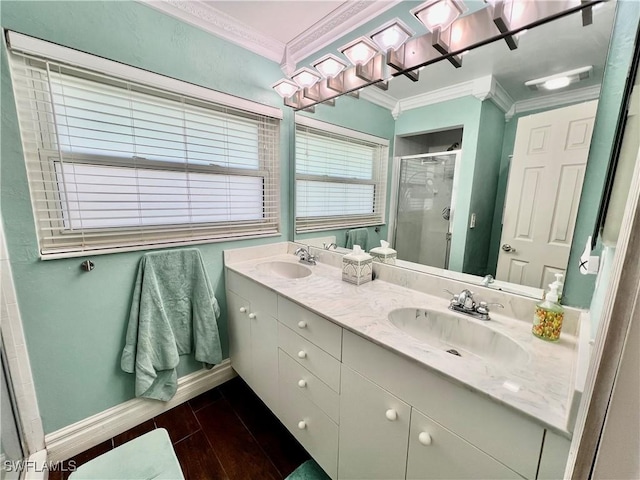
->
[476, 301, 504, 318]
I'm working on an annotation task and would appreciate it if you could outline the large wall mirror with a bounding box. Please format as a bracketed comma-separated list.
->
[292, 1, 625, 306]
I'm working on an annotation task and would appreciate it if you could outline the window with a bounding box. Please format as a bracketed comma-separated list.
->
[295, 117, 389, 233]
[7, 32, 281, 257]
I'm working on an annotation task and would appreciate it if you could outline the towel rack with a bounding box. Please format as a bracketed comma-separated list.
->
[80, 260, 95, 272]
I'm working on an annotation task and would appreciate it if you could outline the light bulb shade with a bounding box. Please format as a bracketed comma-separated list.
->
[411, 0, 468, 32]
[370, 20, 414, 52]
[543, 77, 571, 90]
[312, 54, 347, 78]
[525, 66, 593, 91]
[291, 67, 321, 89]
[340, 37, 378, 66]
[272, 79, 299, 98]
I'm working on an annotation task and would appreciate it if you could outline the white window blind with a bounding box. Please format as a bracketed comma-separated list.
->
[8, 44, 280, 257]
[295, 120, 389, 233]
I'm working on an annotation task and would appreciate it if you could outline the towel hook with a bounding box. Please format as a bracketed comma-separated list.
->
[80, 260, 95, 272]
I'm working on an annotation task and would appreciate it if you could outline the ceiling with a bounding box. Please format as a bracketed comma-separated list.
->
[143, 0, 617, 110]
[210, 1, 348, 44]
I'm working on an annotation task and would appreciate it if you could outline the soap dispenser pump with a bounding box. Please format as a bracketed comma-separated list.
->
[532, 282, 564, 342]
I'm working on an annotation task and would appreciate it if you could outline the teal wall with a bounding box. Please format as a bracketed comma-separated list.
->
[0, 0, 291, 433]
[463, 100, 505, 276]
[563, 0, 640, 307]
[394, 96, 483, 272]
[295, 97, 396, 247]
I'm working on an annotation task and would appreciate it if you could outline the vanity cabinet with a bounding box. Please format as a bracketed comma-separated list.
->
[276, 296, 343, 479]
[224, 267, 568, 480]
[339, 366, 411, 479]
[406, 408, 522, 479]
[226, 270, 279, 411]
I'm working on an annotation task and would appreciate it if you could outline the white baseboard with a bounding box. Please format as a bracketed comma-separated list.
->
[45, 360, 235, 462]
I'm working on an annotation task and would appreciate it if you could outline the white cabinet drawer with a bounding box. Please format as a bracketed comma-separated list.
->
[279, 349, 339, 424]
[278, 296, 342, 360]
[342, 330, 544, 479]
[407, 408, 522, 479]
[278, 323, 341, 393]
[279, 379, 338, 480]
[227, 270, 277, 318]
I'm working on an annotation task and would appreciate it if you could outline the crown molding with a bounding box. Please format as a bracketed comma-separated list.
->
[360, 86, 398, 112]
[287, 0, 403, 65]
[490, 80, 515, 113]
[140, 0, 285, 62]
[140, 0, 401, 72]
[505, 84, 601, 120]
[359, 75, 514, 119]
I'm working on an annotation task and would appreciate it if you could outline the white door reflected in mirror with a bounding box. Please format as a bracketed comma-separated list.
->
[496, 101, 598, 289]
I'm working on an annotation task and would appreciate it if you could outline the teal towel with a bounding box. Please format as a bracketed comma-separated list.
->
[345, 228, 369, 251]
[121, 249, 222, 401]
[285, 460, 330, 480]
[68, 429, 184, 479]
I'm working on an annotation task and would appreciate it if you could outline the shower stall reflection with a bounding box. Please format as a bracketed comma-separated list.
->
[393, 151, 460, 269]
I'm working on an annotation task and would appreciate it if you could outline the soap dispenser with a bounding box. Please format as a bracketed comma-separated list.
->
[551, 273, 564, 301]
[532, 282, 564, 342]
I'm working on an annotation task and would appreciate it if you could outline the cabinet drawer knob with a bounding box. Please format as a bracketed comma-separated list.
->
[239, 307, 247, 313]
[297, 350, 307, 359]
[298, 379, 307, 388]
[297, 320, 307, 329]
[298, 420, 307, 430]
[385, 409, 398, 421]
[248, 313, 256, 319]
[418, 432, 432, 446]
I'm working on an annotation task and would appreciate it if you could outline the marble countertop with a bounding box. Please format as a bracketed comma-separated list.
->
[225, 246, 579, 437]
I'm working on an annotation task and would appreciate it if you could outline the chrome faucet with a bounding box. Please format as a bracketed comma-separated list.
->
[323, 242, 338, 250]
[445, 289, 503, 321]
[295, 247, 317, 265]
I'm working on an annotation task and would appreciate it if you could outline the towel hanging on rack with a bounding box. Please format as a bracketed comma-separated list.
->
[121, 248, 222, 401]
[345, 228, 369, 251]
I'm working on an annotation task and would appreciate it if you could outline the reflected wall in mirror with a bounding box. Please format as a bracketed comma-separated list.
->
[293, 1, 630, 307]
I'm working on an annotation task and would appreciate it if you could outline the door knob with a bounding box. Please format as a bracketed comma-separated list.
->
[248, 313, 256, 319]
[297, 379, 307, 388]
[501, 244, 516, 253]
[298, 420, 307, 430]
[385, 409, 398, 421]
[239, 307, 247, 313]
[297, 351, 307, 359]
[298, 321, 307, 329]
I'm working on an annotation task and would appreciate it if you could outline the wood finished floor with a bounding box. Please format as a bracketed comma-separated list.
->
[49, 377, 310, 480]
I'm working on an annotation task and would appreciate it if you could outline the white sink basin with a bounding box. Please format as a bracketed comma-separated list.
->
[388, 308, 529, 368]
[255, 261, 312, 279]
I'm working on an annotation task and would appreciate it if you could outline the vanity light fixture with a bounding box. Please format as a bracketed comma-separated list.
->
[291, 67, 321, 89]
[340, 37, 378, 67]
[279, 0, 604, 110]
[485, 0, 519, 50]
[525, 66, 593, 91]
[272, 78, 299, 98]
[411, 0, 468, 32]
[313, 54, 348, 78]
[370, 19, 414, 53]
[371, 19, 420, 82]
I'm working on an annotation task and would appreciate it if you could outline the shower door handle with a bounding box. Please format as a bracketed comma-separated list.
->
[501, 244, 516, 253]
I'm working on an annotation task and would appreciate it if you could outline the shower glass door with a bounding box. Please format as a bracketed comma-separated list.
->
[393, 152, 459, 269]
